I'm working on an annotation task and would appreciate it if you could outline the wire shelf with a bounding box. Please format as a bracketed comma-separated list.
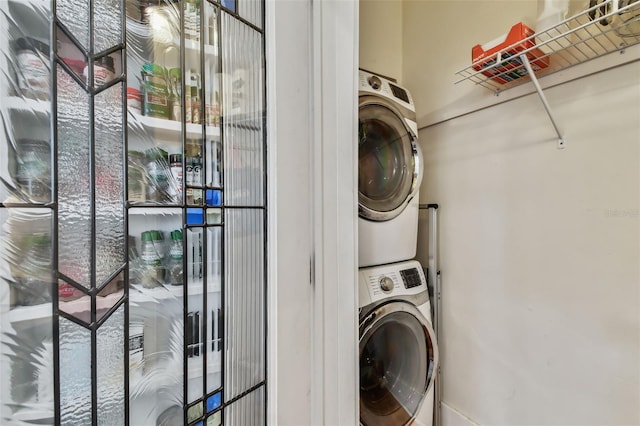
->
[455, 0, 640, 92]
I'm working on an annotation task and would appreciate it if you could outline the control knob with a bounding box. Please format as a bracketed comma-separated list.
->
[379, 276, 394, 292]
[368, 76, 381, 90]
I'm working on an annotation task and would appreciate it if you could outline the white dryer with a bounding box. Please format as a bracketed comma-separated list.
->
[358, 70, 423, 268]
[359, 260, 438, 426]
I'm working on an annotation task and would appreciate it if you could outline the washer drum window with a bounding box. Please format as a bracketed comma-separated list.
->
[359, 302, 437, 426]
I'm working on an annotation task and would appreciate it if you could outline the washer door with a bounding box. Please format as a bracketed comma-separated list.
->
[358, 99, 421, 222]
[359, 301, 438, 426]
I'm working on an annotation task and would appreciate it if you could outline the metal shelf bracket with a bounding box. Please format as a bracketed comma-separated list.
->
[520, 54, 566, 149]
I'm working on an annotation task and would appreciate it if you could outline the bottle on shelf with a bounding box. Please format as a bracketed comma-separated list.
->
[191, 84, 201, 125]
[128, 150, 147, 204]
[166, 230, 183, 286]
[185, 70, 193, 123]
[141, 63, 169, 119]
[169, 153, 183, 203]
[168, 68, 181, 122]
[139, 230, 164, 288]
[145, 148, 171, 203]
[9, 139, 51, 203]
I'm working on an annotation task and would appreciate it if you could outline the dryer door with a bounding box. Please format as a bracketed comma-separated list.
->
[359, 301, 438, 426]
[358, 100, 422, 222]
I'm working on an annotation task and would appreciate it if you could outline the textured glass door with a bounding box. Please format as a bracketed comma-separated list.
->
[1, 0, 266, 424]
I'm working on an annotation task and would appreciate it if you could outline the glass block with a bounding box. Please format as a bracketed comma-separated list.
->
[57, 26, 88, 85]
[1, 208, 54, 422]
[238, 0, 263, 29]
[188, 401, 204, 423]
[221, 14, 265, 207]
[5, 137, 52, 204]
[187, 140, 204, 207]
[97, 270, 125, 323]
[224, 386, 264, 426]
[128, 210, 182, 289]
[95, 82, 125, 286]
[94, 0, 123, 53]
[128, 208, 184, 424]
[205, 139, 222, 188]
[207, 392, 222, 413]
[204, 4, 220, 132]
[57, 0, 90, 51]
[58, 280, 91, 325]
[90, 51, 123, 90]
[222, 0, 236, 13]
[187, 227, 204, 404]
[207, 411, 222, 426]
[97, 305, 125, 426]
[57, 65, 91, 288]
[207, 208, 222, 225]
[59, 317, 92, 426]
[2, 208, 53, 307]
[206, 227, 222, 393]
[2, 28, 52, 202]
[206, 190, 222, 207]
[225, 209, 264, 400]
[187, 208, 205, 225]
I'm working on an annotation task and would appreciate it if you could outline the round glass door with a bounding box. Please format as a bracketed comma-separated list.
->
[359, 306, 436, 426]
[358, 103, 416, 219]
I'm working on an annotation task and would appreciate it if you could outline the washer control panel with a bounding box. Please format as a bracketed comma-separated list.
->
[358, 260, 428, 306]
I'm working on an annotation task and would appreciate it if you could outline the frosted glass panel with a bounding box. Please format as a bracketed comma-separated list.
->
[0, 208, 54, 423]
[224, 386, 264, 426]
[238, 0, 263, 30]
[95, 0, 123, 53]
[57, 0, 90, 51]
[0, 5, 52, 203]
[225, 209, 264, 400]
[1, 208, 53, 307]
[207, 411, 222, 426]
[59, 317, 91, 426]
[96, 271, 125, 322]
[221, 13, 264, 207]
[97, 305, 125, 426]
[57, 27, 88, 83]
[58, 280, 91, 324]
[128, 210, 184, 424]
[187, 227, 204, 404]
[57, 65, 91, 288]
[95, 82, 125, 286]
[207, 226, 222, 393]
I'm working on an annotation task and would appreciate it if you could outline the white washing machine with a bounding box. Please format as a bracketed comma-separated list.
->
[359, 260, 438, 426]
[358, 70, 423, 268]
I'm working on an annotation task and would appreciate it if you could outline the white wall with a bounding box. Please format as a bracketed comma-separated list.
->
[418, 61, 640, 426]
[405, 1, 640, 420]
[359, 0, 403, 81]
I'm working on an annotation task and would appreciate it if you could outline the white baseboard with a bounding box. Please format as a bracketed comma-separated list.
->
[441, 402, 479, 426]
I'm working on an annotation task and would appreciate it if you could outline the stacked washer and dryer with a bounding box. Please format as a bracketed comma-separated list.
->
[357, 70, 439, 426]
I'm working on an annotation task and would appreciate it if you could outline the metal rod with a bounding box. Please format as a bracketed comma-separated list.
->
[520, 54, 565, 147]
[420, 203, 441, 426]
[430, 207, 441, 426]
